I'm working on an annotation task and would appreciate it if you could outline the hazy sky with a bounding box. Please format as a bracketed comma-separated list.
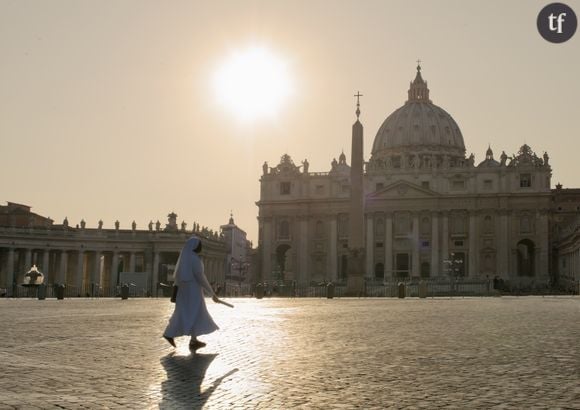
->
[1, 0, 579, 242]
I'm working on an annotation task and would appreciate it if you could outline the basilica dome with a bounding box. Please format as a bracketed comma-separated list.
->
[370, 66, 466, 162]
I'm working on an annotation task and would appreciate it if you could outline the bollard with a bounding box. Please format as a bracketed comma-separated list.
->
[326, 282, 335, 299]
[37, 284, 47, 300]
[397, 282, 406, 299]
[55, 284, 65, 300]
[121, 284, 129, 300]
[255, 283, 264, 299]
[418, 281, 428, 298]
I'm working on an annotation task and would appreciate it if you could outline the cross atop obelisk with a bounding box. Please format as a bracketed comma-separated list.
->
[354, 91, 363, 119]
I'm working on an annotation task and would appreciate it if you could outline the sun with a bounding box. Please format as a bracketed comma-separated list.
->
[213, 46, 293, 122]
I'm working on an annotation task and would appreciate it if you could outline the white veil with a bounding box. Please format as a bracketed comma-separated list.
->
[173, 236, 201, 283]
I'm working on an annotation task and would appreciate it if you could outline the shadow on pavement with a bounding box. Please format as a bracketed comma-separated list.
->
[159, 352, 238, 409]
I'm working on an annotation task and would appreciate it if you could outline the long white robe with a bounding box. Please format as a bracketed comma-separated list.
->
[164, 237, 219, 338]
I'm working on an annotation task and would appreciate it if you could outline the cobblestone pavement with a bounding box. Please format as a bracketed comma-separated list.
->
[0, 296, 579, 409]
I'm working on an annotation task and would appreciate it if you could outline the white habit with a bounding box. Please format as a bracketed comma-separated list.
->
[164, 237, 219, 338]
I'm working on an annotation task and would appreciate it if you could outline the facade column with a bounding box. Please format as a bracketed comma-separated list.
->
[431, 212, 439, 277]
[5, 248, 15, 289]
[441, 212, 449, 275]
[329, 217, 338, 282]
[412, 214, 420, 277]
[537, 209, 549, 281]
[498, 210, 509, 278]
[262, 218, 272, 282]
[385, 213, 393, 279]
[469, 212, 478, 277]
[366, 214, 374, 279]
[153, 251, 160, 291]
[59, 251, 68, 284]
[76, 250, 85, 290]
[129, 252, 136, 272]
[298, 217, 308, 285]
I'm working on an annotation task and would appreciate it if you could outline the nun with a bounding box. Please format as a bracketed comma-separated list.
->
[163, 236, 221, 350]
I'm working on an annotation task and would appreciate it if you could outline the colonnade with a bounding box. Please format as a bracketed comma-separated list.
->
[0, 243, 227, 295]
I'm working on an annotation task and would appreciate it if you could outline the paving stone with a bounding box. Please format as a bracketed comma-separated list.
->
[0, 297, 579, 408]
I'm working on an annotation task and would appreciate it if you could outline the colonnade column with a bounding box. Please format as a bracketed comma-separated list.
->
[441, 212, 449, 275]
[24, 249, 32, 271]
[153, 252, 160, 291]
[129, 252, 136, 272]
[468, 212, 478, 277]
[42, 250, 50, 281]
[412, 214, 420, 277]
[59, 251, 68, 284]
[92, 251, 102, 285]
[366, 214, 374, 279]
[431, 212, 439, 277]
[5, 248, 15, 288]
[385, 213, 393, 279]
[111, 251, 119, 287]
[298, 216, 308, 285]
[76, 250, 84, 289]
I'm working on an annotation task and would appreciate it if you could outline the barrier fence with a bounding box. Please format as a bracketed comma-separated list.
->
[1, 278, 578, 299]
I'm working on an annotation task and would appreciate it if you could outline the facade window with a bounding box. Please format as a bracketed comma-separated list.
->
[338, 214, 349, 238]
[421, 240, 430, 248]
[452, 180, 465, 190]
[454, 240, 464, 247]
[520, 174, 531, 188]
[394, 214, 411, 235]
[375, 218, 385, 237]
[483, 215, 493, 234]
[315, 220, 324, 238]
[520, 216, 531, 233]
[420, 217, 430, 235]
[280, 182, 291, 195]
[279, 220, 290, 239]
[376, 242, 384, 248]
[421, 181, 430, 189]
[451, 214, 466, 234]
[484, 180, 493, 190]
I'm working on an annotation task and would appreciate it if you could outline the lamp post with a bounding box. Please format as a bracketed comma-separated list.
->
[443, 252, 464, 292]
[230, 256, 249, 288]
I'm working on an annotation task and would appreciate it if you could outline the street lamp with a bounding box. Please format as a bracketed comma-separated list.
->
[443, 252, 464, 289]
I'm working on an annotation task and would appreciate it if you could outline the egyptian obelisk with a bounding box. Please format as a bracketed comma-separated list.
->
[346, 92, 365, 295]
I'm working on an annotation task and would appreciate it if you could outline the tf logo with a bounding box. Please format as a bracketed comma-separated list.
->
[537, 3, 577, 43]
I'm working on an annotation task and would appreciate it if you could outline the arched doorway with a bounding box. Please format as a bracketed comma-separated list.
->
[340, 255, 348, 282]
[275, 244, 291, 280]
[517, 239, 535, 276]
[420, 262, 430, 278]
[374, 263, 384, 280]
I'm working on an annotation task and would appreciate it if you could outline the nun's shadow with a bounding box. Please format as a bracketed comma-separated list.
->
[159, 352, 238, 409]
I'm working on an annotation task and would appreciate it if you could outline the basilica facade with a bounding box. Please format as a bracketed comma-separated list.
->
[257, 66, 554, 288]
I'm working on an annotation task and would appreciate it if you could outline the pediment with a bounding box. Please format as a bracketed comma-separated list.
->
[369, 180, 439, 199]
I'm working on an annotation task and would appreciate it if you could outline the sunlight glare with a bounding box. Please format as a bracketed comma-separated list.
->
[213, 46, 293, 122]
